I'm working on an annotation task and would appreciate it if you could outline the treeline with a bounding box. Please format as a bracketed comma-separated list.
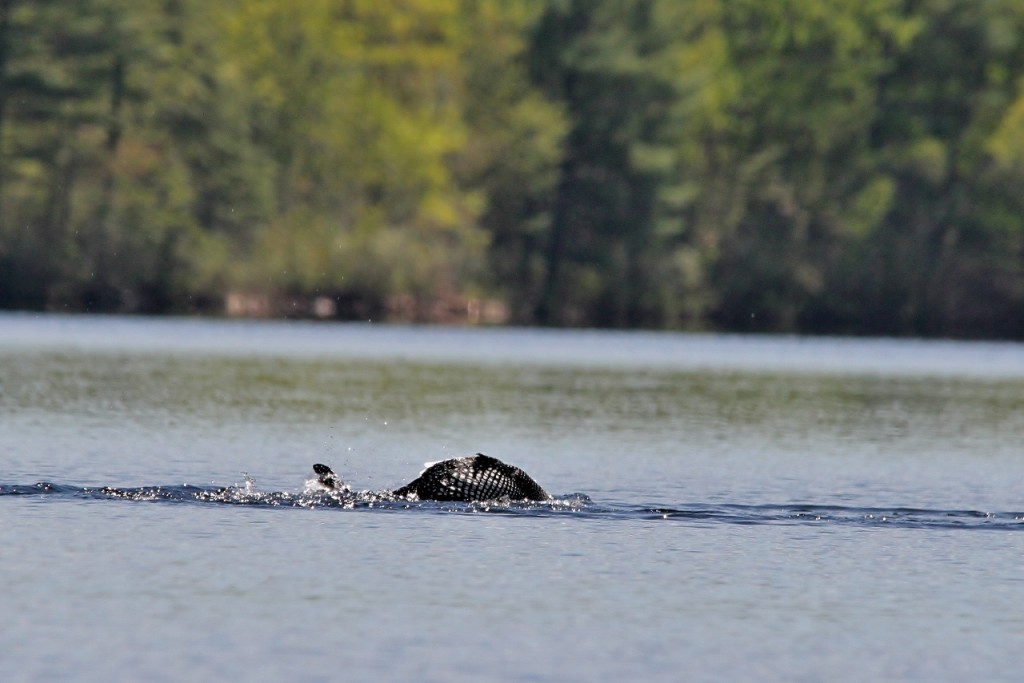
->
[2, 0, 1024, 337]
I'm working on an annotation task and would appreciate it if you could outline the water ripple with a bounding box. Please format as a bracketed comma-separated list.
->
[1, 481, 1021, 530]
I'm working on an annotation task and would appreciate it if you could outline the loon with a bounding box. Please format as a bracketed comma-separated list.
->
[313, 453, 550, 502]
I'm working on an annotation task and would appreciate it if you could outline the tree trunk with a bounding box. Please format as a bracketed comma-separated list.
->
[534, 157, 577, 325]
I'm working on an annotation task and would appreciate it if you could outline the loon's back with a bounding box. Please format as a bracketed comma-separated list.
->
[394, 454, 550, 502]
[313, 454, 549, 502]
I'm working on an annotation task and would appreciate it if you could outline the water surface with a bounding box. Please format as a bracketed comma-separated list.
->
[2, 314, 1023, 681]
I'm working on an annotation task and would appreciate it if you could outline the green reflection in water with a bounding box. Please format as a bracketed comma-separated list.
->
[4, 350, 1024, 460]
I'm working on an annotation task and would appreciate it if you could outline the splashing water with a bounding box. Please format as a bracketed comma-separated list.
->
[2, 478, 1021, 529]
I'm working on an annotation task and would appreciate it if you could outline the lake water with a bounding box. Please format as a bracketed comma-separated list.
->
[2, 313, 1023, 682]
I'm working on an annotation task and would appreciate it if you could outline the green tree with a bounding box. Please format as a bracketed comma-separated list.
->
[455, 0, 567, 323]
[845, 0, 1024, 336]
[700, 0, 913, 332]
[216, 0, 489, 318]
[0, 0, 275, 312]
[700, 0, 1024, 337]
[0, 0, 125, 308]
[528, 0, 726, 327]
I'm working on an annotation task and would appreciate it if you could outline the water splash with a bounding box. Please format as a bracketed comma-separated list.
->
[1, 481, 1021, 529]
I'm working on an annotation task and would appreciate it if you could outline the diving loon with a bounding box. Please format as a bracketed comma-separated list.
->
[313, 453, 550, 502]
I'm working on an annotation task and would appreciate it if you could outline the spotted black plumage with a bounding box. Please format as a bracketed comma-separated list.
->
[313, 454, 550, 502]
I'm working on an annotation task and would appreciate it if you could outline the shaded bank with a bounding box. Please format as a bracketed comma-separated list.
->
[3, 1, 1024, 338]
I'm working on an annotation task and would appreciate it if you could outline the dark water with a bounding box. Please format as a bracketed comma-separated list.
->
[2, 314, 1024, 681]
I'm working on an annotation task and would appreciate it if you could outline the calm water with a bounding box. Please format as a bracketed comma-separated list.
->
[2, 314, 1023, 682]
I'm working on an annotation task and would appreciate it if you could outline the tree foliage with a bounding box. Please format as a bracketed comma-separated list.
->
[2, 0, 1024, 337]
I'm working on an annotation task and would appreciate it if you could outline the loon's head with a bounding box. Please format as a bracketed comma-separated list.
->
[312, 463, 350, 493]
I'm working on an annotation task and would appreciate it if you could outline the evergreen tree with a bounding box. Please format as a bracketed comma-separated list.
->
[529, 0, 713, 327]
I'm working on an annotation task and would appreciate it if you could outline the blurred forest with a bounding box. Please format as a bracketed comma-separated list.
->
[2, 0, 1024, 337]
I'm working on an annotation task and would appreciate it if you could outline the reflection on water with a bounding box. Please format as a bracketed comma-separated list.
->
[2, 354, 1022, 442]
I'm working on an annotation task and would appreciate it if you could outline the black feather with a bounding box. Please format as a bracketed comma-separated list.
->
[392, 454, 549, 502]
